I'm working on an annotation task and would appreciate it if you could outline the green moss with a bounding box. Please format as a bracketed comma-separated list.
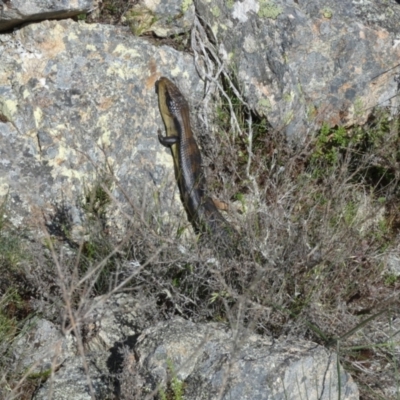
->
[0, 289, 24, 343]
[312, 123, 349, 166]
[258, 0, 283, 19]
[79, 177, 119, 294]
[159, 359, 185, 400]
[384, 274, 398, 286]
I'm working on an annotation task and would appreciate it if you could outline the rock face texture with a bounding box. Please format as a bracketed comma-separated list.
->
[0, 19, 202, 237]
[20, 294, 144, 400]
[28, 298, 359, 400]
[0, 0, 94, 32]
[0, 1, 399, 236]
[13, 319, 71, 374]
[194, 0, 400, 136]
[135, 317, 359, 400]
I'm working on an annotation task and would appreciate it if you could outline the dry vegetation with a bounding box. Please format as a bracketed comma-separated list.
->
[0, 4, 399, 400]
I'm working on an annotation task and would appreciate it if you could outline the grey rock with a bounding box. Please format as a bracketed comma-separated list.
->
[135, 317, 359, 400]
[0, 0, 94, 32]
[82, 293, 144, 352]
[32, 294, 145, 400]
[26, 297, 359, 400]
[0, 19, 203, 238]
[13, 319, 72, 374]
[33, 352, 112, 400]
[193, 0, 400, 136]
[386, 252, 400, 277]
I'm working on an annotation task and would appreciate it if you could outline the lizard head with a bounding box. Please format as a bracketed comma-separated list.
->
[156, 77, 189, 120]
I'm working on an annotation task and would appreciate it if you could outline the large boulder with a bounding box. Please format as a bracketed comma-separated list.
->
[29, 298, 359, 400]
[134, 317, 359, 400]
[26, 294, 145, 400]
[193, 0, 400, 136]
[0, 19, 202, 238]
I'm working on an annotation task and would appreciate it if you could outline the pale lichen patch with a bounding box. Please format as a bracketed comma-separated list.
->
[68, 31, 78, 41]
[46, 141, 88, 183]
[156, 147, 174, 171]
[106, 65, 126, 79]
[112, 44, 139, 58]
[0, 180, 9, 197]
[34, 107, 43, 128]
[97, 129, 112, 148]
[181, 0, 193, 12]
[258, 97, 272, 111]
[170, 66, 182, 77]
[211, 6, 221, 18]
[0, 98, 18, 122]
[258, 0, 283, 19]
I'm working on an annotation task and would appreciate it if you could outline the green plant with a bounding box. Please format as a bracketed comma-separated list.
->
[0, 288, 38, 398]
[312, 123, 349, 166]
[106, 3, 118, 14]
[75, 175, 127, 295]
[384, 274, 398, 286]
[0, 289, 22, 339]
[82, 178, 112, 224]
[234, 192, 246, 213]
[159, 359, 185, 400]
